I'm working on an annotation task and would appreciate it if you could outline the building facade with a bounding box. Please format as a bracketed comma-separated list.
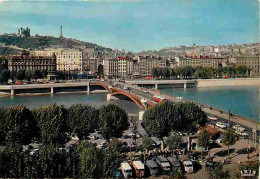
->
[230, 55, 260, 77]
[175, 56, 229, 68]
[103, 58, 118, 78]
[8, 52, 56, 75]
[32, 48, 83, 73]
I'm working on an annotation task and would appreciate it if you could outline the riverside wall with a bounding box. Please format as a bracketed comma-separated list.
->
[196, 78, 260, 87]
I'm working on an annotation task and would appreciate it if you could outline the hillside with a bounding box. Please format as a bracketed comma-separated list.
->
[0, 35, 112, 52]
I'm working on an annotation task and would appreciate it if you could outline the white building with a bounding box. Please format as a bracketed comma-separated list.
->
[32, 48, 83, 73]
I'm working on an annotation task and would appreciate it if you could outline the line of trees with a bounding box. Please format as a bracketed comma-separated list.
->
[152, 65, 249, 79]
[0, 103, 129, 178]
[0, 69, 48, 83]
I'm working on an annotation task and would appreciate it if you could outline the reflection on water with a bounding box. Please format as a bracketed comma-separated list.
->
[159, 86, 259, 121]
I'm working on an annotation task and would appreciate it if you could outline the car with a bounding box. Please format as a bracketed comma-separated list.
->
[208, 115, 218, 121]
[124, 86, 130, 90]
[88, 134, 97, 140]
[205, 158, 214, 171]
[232, 125, 245, 132]
[97, 141, 108, 149]
[188, 153, 199, 160]
[144, 90, 149, 93]
[216, 122, 228, 129]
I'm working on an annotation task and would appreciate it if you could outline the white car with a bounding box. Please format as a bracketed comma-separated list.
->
[232, 125, 245, 132]
[208, 115, 218, 121]
[144, 90, 149, 93]
[216, 122, 228, 129]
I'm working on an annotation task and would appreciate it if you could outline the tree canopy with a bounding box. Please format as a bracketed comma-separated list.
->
[98, 104, 129, 141]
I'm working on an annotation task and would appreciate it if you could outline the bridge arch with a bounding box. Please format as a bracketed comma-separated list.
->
[111, 91, 144, 109]
[90, 82, 111, 93]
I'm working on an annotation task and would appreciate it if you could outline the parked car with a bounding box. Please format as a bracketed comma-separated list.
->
[146, 159, 160, 177]
[113, 169, 123, 179]
[232, 125, 245, 132]
[208, 115, 218, 121]
[88, 134, 97, 140]
[183, 160, 194, 173]
[144, 90, 149, 93]
[131, 161, 145, 178]
[97, 141, 108, 149]
[167, 156, 183, 172]
[216, 122, 228, 129]
[156, 156, 171, 175]
[205, 158, 214, 171]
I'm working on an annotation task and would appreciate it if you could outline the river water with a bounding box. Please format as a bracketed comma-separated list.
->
[0, 86, 259, 122]
[0, 93, 140, 115]
[159, 86, 259, 122]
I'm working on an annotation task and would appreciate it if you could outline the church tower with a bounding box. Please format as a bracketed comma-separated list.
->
[60, 25, 63, 38]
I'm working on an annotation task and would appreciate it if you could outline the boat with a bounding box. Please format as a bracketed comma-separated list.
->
[153, 95, 165, 103]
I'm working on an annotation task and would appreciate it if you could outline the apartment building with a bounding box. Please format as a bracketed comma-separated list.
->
[103, 58, 118, 78]
[32, 48, 83, 73]
[118, 56, 133, 78]
[175, 56, 228, 68]
[9, 51, 56, 75]
[230, 55, 260, 77]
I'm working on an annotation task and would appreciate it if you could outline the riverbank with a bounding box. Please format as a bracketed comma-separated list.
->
[196, 78, 260, 87]
[138, 86, 259, 132]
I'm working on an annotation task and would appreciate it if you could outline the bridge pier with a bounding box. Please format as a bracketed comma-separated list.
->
[139, 110, 145, 121]
[107, 94, 118, 101]
[50, 87, 54, 94]
[155, 84, 158, 90]
[11, 89, 15, 96]
[184, 83, 187, 89]
[87, 82, 90, 93]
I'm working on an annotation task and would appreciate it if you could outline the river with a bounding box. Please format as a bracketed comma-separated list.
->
[159, 86, 259, 122]
[0, 92, 140, 115]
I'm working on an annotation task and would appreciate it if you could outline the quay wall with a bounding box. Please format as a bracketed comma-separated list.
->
[196, 78, 260, 87]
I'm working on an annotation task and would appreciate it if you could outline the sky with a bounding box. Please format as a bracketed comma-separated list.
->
[0, 0, 259, 51]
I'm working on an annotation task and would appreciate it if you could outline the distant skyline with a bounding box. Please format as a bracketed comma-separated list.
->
[0, 0, 259, 51]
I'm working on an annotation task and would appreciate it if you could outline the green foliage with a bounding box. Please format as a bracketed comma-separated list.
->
[97, 64, 103, 76]
[68, 104, 98, 140]
[222, 128, 237, 157]
[152, 68, 158, 77]
[169, 166, 185, 179]
[166, 131, 183, 151]
[143, 101, 207, 140]
[101, 143, 122, 178]
[16, 69, 26, 81]
[197, 129, 211, 150]
[34, 104, 69, 146]
[141, 136, 153, 151]
[207, 162, 230, 179]
[79, 142, 101, 178]
[0, 106, 38, 147]
[98, 104, 129, 141]
[0, 69, 10, 83]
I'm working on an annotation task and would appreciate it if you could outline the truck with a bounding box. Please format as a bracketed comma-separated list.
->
[167, 156, 183, 173]
[156, 156, 171, 175]
[146, 159, 159, 176]
[120, 162, 132, 179]
[131, 161, 145, 178]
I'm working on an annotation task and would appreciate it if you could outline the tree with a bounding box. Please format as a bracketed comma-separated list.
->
[197, 129, 211, 159]
[98, 104, 129, 142]
[101, 143, 122, 178]
[171, 69, 176, 78]
[68, 104, 98, 140]
[142, 136, 153, 151]
[143, 101, 175, 150]
[152, 68, 158, 77]
[207, 162, 230, 179]
[166, 131, 183, 151]
[0, 69, 10, 83]
[143, 101, 207, 150]
[222, 128, 237, 158]
[97, 64, 103, 77]
[33, 70, 42, 80]
[162, 68, 170, 79]
[25, 70, 32, 82]
[34, 104, 69, 146]
[16, 69, 26, 81]
[169, 166, 185, 179]
[0, 106, 38, 148]
[79, 142, 101, 178]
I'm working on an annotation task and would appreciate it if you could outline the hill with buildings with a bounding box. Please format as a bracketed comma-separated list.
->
[0, 34, 112, 55]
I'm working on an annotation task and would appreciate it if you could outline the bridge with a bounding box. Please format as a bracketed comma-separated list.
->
[125, 79, 196, 89]
[0, 81, 156, 110]
[90, 81, 156, 110]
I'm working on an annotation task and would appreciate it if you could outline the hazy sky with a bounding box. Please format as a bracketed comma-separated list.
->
[0, 0, 259, 51]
